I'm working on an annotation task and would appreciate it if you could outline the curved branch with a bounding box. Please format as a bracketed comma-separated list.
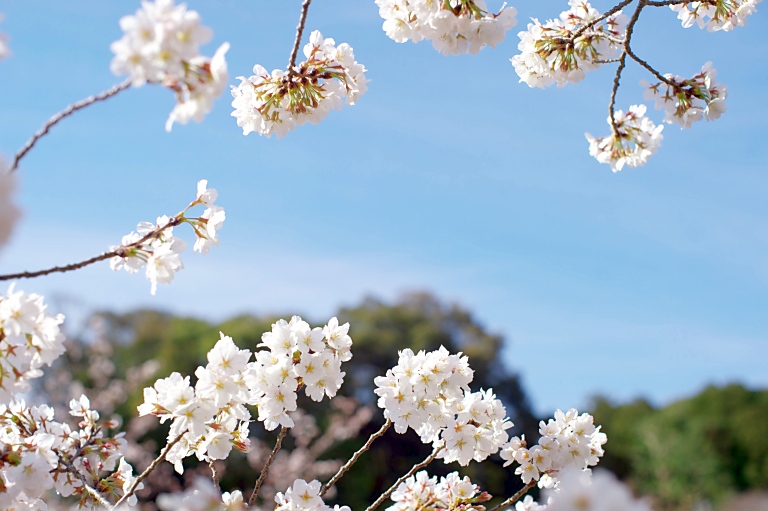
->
[320, 419, 392, 497]
[365, 444, 444, 511]
[11, 79, 132, 172]
[608, 0, 647, 134]
[248, 426, 289, 506]
[486, 481, 537, 511]
[0, 215, 181, 281]
[287, 0, 313, 73]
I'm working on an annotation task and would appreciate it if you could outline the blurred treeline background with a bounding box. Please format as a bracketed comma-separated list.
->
[45, 292, 768, 511]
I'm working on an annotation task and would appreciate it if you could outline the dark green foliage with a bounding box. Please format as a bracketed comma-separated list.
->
[591, 384, 768, 510]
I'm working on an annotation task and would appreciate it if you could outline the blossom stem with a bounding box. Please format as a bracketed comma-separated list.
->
[486, 481, 537, 511]
[320, 418, 392, 497]
[248, 426, 289, 506]
[364, 444, 444, 511]
[10, 79, 132, 172]
[287, 0, 313, 74]
[56, 454, 113, 509]
[112, 430, 188, 509]
[0, 215, 181, 281]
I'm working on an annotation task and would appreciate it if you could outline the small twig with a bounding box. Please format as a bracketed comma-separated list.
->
[287, 0, 313, 73]
[56, 454, 113, 509]
[571, 0, 635, 39]
[113, 430, 187, 509]
[320, 419, 392, 497]
[0, 214, 182, 281]
[486, 481, 537, 511]
[624, 46, 679, 88]
[365, 444, 444, 511]
[209, 460, 221, 493]
[248, 426, 289, 507]
[11, 79, 132, 172]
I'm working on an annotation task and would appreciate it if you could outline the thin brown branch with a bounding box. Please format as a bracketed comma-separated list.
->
[571, 0, 635, 39]
[209, 460, 221, 493]
[486, 481, 537, 511]
[644, 0, 696, 5]
[365, 444, 444, 511]
[287, 0, 313, 73]
[248, 426, 289, 506]
[11, 79, 132, 172]
[624, 46, 679, 88]
[113, 430, 187, 509]
[320, 419, 392, 497]
[0, 214, 182, 281]
[608, 0, 647, 135]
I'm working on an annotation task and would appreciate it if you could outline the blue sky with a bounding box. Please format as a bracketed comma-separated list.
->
[0, 1, 766, 416]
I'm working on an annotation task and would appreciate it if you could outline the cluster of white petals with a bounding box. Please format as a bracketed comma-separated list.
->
[642, 61, 727, 129]
[374, 347, 512, 466]
[375, 0, 517, 55]
[231, 31, 367, 138]
[0, 14, 10, 60]
[388, 471, 489, 511]
[0, 396, 140, 509]
[542, 469, 653, 511]
[110, 0, 229, 131]
[0, 285, 65, 402]
[585, 104, 664, 172]
[275, 479, 350, 511]
[500, 409, 607, 489]
[670, 0, 762, 31]
[0, 157, 21, 249]
[515, 495, 549, 511]
[138, 317, 351, 473]
[511, 0, 627, 88]
[157, 478, 245, 511]
[110, 179, 225, 295]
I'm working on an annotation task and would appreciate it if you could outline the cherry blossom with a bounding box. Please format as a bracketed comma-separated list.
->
[231, 31, 367, 138]
[670, 0, 762, 31]
[0, 13, 10, 60]
[585, 105, 664, 172]
[375, 0, 518, 55]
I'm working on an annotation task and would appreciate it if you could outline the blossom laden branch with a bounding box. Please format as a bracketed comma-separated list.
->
[248, 426, 289, 506]
[10, 80, 131, 172]
[320, 418, 392, 497]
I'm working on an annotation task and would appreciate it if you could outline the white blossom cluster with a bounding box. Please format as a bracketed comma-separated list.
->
[670, 0, 762, 31]
[138, 317, 351, 473]
[231, 31, 367, 138]
[585, 104, 664, 172]
[374, 0, 518, 55]
[542, 468, 653, 511]
[511, 0, 627, 88]
[0, 285, 66, 402]
[374, 347, 512, 466]
[642, 61, 727, 129]
[110, 0, 229, 131]
[0, 13, 10, 60]
[0, 396, 140, 509]
[515, 495, 549, 511]
[110, 179, 225, 295]
[275, 479, 350, 511]
[388, 471, 490, 511]
[0, 157, 21, 250]
[500, 409, 607, 489]
[157, 478, 244, 511]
